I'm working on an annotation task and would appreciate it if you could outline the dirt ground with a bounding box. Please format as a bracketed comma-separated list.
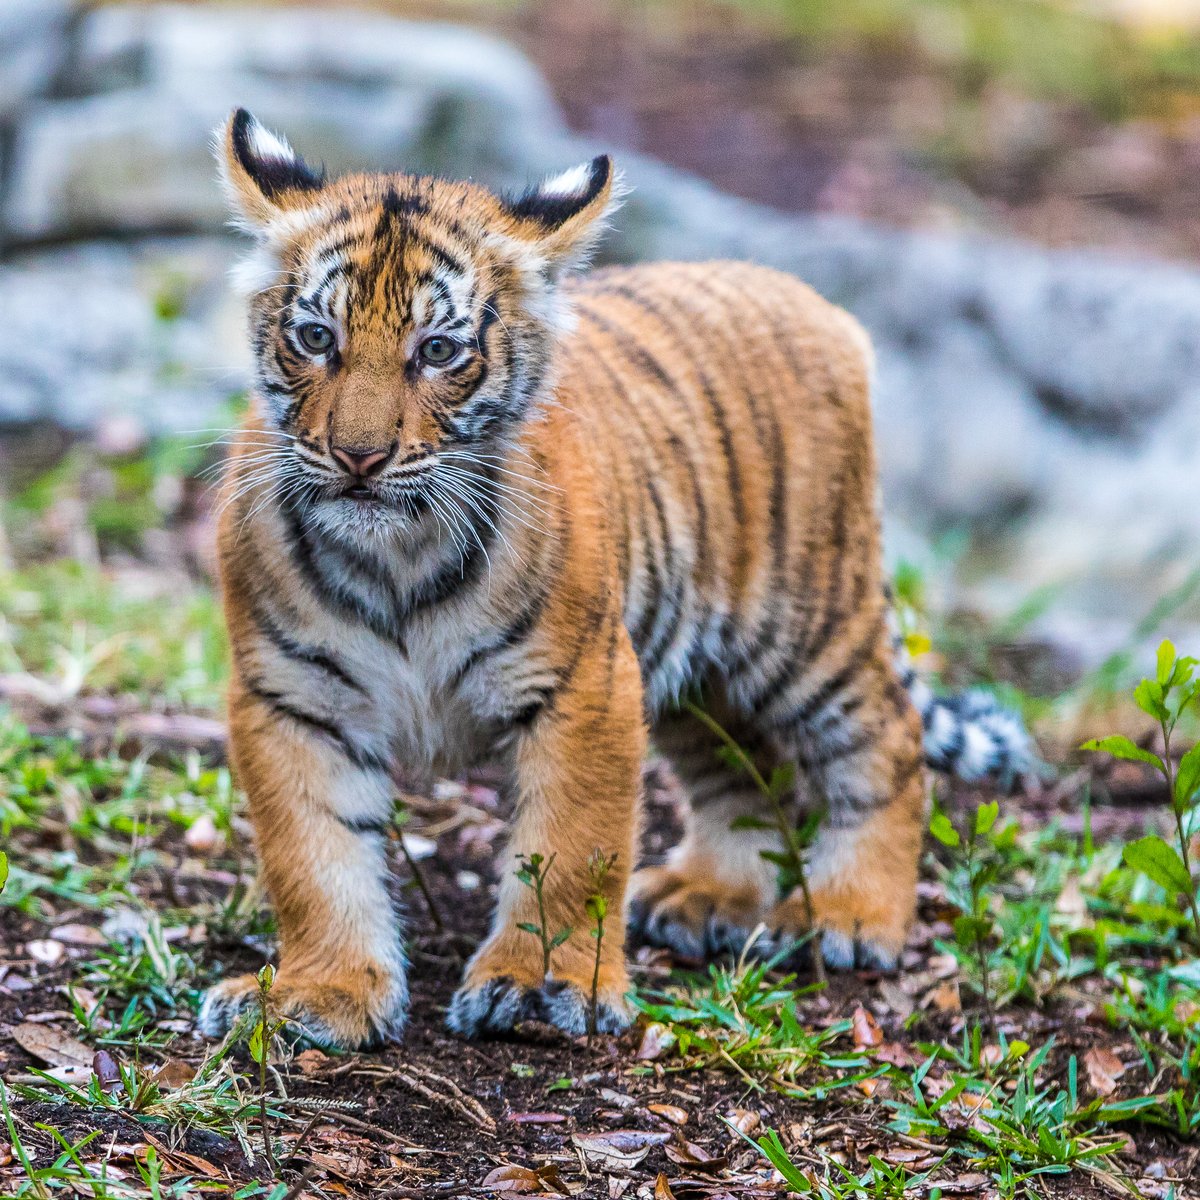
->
[1, 702, 1196, 1197]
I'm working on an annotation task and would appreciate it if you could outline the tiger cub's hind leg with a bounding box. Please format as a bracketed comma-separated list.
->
[629, 696, 782, 961]
[760, 623, 927, 971]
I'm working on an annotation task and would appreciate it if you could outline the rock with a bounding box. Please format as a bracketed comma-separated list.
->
[4, 5, 566, 242]
[0, 238, 244, 431]
[0, 0, 74, 119]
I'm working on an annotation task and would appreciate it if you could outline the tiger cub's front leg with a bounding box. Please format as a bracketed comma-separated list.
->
[198, 682, 408, 1049]
[448, 626, 646, 1039]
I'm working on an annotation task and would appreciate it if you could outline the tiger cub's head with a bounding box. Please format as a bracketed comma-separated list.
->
[217, 108, 620, 536]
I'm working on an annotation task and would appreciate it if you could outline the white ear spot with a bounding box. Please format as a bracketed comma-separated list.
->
[245, 118, 297, 167]
[540, 163, 594, 200]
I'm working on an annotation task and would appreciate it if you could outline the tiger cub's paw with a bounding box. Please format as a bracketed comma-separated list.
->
[447, 948, 632, 1040]
[197, 971, 407, 1051]
[627, 864, 769, 962]
[763, 886, 910, 973]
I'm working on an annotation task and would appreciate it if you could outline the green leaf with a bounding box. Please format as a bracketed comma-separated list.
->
[247, 1022, 265, 1065]
[759, 849, 795, 868]
[517, 922, 540, 935]
[754, 1129, 811, 1194]
[974, 801, 999, 837]
[1079, 735, 1163, 771]
[929, 811, 960, 848]
[585, 895, 607, 922]
[1133, 679, 1170, 722]
[1175, 743, 1200, 810]
[768, 763, 796, 798]
[730, 815, 775, 832]
[549, 927, 573, 949]
[0, 852, 7, 894]
[1123, 835, 1194, 895]
[256, 963, 275, 990]
[1157, 639, 1176, 686]
[953, 915, 992, 946]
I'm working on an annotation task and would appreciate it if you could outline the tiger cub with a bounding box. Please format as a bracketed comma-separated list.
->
[198, 110, 1029, 1049]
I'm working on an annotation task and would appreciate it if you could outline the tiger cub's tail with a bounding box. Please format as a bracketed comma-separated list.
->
[891, 620, 1038, 791]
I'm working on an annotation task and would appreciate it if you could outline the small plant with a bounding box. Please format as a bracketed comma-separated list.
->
[930, 798, 1012, 1030]
[515, 852, 572, 977]
[1082, 639, 1200, 941]
[248, 963, 286, 1174]
[683, 700, 823, 978]
[584, 849, 617, 1040]
[727, 1121, 812, 1194]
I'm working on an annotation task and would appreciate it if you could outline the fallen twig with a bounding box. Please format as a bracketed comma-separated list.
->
[349, 1062, 497, 1134]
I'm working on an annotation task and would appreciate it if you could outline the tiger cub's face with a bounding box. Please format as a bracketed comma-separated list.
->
[218, 109, 618, 539]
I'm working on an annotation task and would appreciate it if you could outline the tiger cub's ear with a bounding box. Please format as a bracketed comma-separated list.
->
[216, 108, 326, 233]
[501, 155, 624, 275]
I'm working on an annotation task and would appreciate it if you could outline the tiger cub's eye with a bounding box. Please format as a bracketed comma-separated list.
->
[297, 323, 334, 354]
[419, 336, 458, 365]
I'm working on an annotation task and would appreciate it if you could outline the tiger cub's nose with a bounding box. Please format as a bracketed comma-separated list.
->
[330, 443, 395, 479]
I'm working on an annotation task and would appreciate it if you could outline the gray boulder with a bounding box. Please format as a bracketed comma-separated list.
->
[0, 0, 74, 119]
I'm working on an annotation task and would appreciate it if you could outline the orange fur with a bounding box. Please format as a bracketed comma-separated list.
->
[198, 111, 926, 1048]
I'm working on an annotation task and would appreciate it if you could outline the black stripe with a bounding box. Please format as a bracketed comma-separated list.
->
[766, 614, 885, 733]
[281, 499, 405, 645]
[245, 681, 389, 774]
[599, 285, 746, 529]
[451, 582, 552, 685]
[575, 308, 712, 583]
[250, 600, 365, 694]
[337, 814, 391, 836]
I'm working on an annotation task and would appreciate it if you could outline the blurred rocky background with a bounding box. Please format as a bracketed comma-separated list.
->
[2, 0, 1200, 688]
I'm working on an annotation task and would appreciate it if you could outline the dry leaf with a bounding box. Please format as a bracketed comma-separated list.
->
[925, 979, 962, 1013]
[648, 1103, 688, 1126]
[50, 924, 107, 947]
[29, 1063, 93, 1085]
[874, 1041, 923, 1068]
[572, 1130, 670, 1169]
[654, 1174, 677, 1200]
[184, 813, 223, 854]
[27, 939, 65, 965]
[1085, 1047, 1126, 1097]
[852, 1005, 883, 1050]
[637, 1022, 676, 1060]
[507, 1112, 567, 1124]
[877, 979, 915, 1020]
[664, 1135, 726, 1172]
[480, 1164, 555, 1194]
[1054, 876, 1087, 920]
[727, 1108, 760, 1136]
[93, 1050, 121, 1093]
[294, 1048, 332, 1076]
[12, 1022, 94, 1068]
[152, 1059, 197, 1089]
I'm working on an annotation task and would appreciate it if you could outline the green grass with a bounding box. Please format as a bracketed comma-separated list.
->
[709, 0, 1200, 123]
[0, 560, 226, 709]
